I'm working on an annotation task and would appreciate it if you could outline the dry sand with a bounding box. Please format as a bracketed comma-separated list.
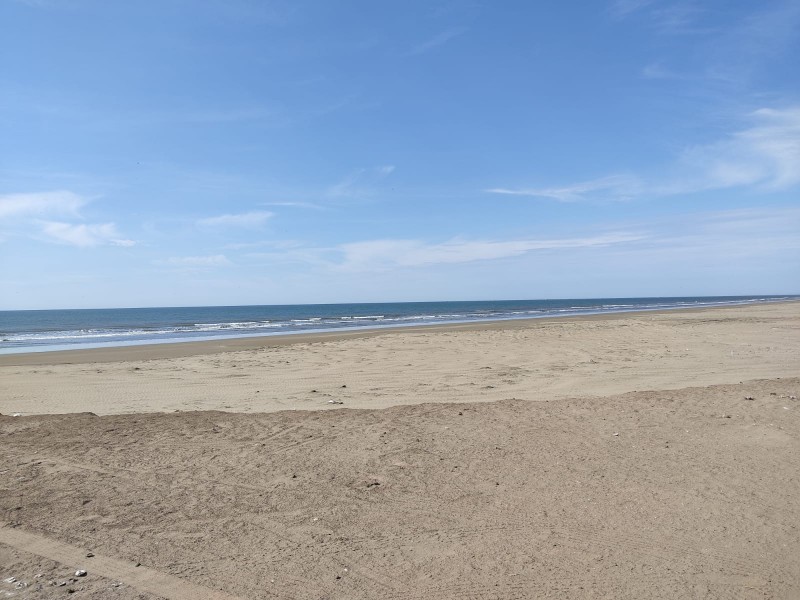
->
[1, 302, 799, 599]
[1, 302, 799, 416]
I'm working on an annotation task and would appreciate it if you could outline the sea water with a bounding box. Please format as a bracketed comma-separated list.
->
[0, 295, 794, 354]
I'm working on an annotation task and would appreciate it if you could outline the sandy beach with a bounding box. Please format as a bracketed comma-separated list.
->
[1, 302, 799, 598]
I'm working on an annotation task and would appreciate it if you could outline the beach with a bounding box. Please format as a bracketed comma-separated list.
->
[1, 301, 799, 598]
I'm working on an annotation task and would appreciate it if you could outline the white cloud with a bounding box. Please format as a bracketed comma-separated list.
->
[0, 190, 86, 220]
[489, 106, 800, 201]
[159, 255, 232, 267]
[0, 190, 136, 247]
[39, 221, 135, 247]
[197, 210, 273, 228]
[338, 233, 645, 270]
[487, 175, 642, 202]
[675, 107, 800, 191]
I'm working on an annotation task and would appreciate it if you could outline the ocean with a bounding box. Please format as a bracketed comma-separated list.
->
[0, 295, 794, 354]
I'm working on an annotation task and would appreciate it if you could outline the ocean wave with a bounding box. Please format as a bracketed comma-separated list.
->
[1, 295, 793, 352]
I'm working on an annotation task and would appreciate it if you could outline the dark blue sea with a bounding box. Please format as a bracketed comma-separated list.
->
[0, 296, 794, 354]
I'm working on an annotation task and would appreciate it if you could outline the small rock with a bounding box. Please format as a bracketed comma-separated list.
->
[58, 581, 67, 587]
[744, 396, 755, 400]
[613, 433, 619, 436]
[86, 552, 94, 558]
[75, 570, 87, 577]
[791, 395, 797, 400]
[3, 577, 17, 584]
[12, 413, 21, 417]
[341, 384, 347, 388]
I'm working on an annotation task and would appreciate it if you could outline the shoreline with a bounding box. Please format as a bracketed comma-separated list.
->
[2, 301, 798, 416]
[2, 299, 798, 367]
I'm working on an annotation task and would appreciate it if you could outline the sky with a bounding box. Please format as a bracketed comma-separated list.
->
[1, 0, 799, 310]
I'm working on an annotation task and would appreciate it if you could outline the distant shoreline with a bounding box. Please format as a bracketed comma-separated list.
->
[2, 298, 798, 366]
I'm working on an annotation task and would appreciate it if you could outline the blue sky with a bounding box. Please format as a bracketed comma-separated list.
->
[1, 0, 798, 309]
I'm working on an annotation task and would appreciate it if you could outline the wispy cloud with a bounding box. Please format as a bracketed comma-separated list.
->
[261, 201, 323, 210]
[180, 107, 274, 124]
[703, 2, 800, 83]
[489, 106, 800, 201]
[669, 106, 800, 192]
[1, 190, 135, 247]
[158, 255, 232, 268]
[648, 4, 710, 34]
[39, 221, 135, 247]
[327, 165, 396, 199]
[338, 233, 644, 270]
[407, 27, 467, 56]
[611, 0, 712, 34]
[613, 206, 800, 264]
[197, 210, 274, 228]
[641, 62, 683, 79]
[0, 190, 86, 220]
[487, 175, 642, 202]
[227, 239, 305, 251]
[609, 0, 658, 18]
[9, 0, 69, 8]
[621, 1, 800, 83]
